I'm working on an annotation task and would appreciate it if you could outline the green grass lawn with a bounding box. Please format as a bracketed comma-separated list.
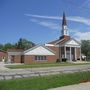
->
[6, 62, 90, 69]
[0, 71, 90, 90]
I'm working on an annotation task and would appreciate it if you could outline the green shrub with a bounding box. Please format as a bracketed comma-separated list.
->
[56, 59, 60, 62]
[62, 58, 67, 62]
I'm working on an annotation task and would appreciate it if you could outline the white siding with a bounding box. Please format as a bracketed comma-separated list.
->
[66, 39, 80, 46]
[24, 46, 55, 55]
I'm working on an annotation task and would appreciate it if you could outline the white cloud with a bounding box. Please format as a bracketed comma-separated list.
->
[25, 14, 60, 20]
[74, 31, 90, 41]
[30, 18, 90, 41]
[30, 19, 87, 33]
[39, 22, 60, 30]
[30, 19, 60, 30]
[25, 14, 90, 26]
[68, 16, 90, 26]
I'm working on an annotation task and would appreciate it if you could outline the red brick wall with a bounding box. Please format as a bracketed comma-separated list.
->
[10, 47, 81, 64]
[60, 36, 70, 40]
[24, 55, 34, 64]
[47, 46, 60, 60]
[76, 48, 80, 60]
[13, 55, 21, 63]
[24, 55, 57, 64]
[46, 55, 57, 62]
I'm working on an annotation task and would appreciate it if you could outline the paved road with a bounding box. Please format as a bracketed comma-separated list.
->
[49, 82, 90, 90]
[0, 63, 90, 80]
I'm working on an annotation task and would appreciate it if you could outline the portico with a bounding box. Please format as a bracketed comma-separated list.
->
[61, 47, 80, 61]
[60, 39, 81, 61]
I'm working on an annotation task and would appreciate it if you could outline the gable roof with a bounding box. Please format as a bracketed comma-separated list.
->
[48, 36, 71, 45]
[48, 39, 60, 44]
[47, 36, 80, 47]
[64, 38, 81, 46]
[55, 38, 68, 45]
[24, 45, 56, 55]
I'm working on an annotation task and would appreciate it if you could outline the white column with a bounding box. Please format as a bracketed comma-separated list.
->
[64, 46, 66, 58]
[59, 44, 62, 61]
[75, 47, 77, 60]
[59, 45, 61, 61]
[80, 47, 81, 61]
[70, 47, 72, 61]
[8, 55, 10, 63]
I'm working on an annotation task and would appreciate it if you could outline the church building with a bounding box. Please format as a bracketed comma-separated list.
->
[7, 13, 81, 64]
[45, 13, 81, 62]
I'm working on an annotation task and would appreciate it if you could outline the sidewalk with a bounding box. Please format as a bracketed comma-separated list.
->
[0, 62, 9, 71]
[49, 82, 90, 90]
[0, 63, 90, 80]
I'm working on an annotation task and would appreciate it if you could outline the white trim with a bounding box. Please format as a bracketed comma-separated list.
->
[8, 55, 11, 63]
[62, 25, 69, 36]
[54, 38, 81, 48]
[55, 38, 65, 45]
[70, 47, 72, 61]
[24, 46, 55, 55]
[65, 45, 80, 47]
[64, 39, 80, 45]
[45, 44, 55, 46]
[35, 56, 47, 61]
[80, 48, 81, 61]
[64, 46, 66, 58]
[56, 44, 80, 48]
[75, 47, 77, 60]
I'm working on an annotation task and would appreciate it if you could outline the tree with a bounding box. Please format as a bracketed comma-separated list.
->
[0, 38, 35, 51]
[17, 38, 23, 49]
[16, 38, 35, 50]
[0, 44, 3, 50]
[3, 43, 16, 51]
[81, 40, 90, 59]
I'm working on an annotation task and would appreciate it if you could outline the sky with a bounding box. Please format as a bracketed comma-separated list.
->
[0, 0, 90, 44]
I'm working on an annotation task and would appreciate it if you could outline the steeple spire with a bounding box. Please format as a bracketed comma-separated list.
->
[62, 12, 67, 26]
[61, 12, 69, 36]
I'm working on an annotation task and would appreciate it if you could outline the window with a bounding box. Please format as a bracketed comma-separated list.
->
[35, 56, 47, 60]
[43, 56, 46, 60]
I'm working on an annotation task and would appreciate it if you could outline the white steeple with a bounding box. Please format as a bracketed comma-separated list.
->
[61, 12, 69, 36]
